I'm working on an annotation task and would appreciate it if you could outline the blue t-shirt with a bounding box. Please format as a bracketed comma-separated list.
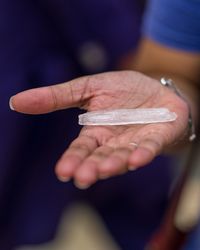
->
[143, 0, 200, 52]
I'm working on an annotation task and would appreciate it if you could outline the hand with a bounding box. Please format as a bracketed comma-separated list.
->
[10, 71, 189, 188]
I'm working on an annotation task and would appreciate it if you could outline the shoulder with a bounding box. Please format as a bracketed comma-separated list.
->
[142, 0, 200, 52]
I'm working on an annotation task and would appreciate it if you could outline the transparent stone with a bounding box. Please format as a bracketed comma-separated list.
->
[79, 108, 177, 125]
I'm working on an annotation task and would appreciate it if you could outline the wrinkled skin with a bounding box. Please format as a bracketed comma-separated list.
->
[10, 71, 189, 188]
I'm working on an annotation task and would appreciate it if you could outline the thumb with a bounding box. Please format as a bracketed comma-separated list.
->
[9, 75, 93, 114]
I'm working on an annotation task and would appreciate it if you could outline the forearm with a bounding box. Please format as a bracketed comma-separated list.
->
[139, 73, 199, 128]
[132, 39, 200, 134]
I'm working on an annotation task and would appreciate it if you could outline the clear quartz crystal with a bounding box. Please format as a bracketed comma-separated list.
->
[79, 108, 177, 126]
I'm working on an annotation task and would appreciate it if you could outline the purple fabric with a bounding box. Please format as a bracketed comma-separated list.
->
[0, 1, 172, 249]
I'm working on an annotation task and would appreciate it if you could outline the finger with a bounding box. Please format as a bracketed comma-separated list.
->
[55, 135, 98, 181]
[10, 75, 94, 114]
[73, 146, 113, 189]
[98, 146, 134, 178]
[128, 134, 164, 169]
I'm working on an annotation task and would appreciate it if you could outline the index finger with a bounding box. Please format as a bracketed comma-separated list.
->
[9, 75, 93, 114]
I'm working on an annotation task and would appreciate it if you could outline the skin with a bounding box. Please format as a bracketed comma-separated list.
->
[10, 39, 200, 189]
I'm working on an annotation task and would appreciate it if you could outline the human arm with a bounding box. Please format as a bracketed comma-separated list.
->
[133, 0, 200, 127]
[133, 38, 200, 129]
[9, 0, 200, 188]
[10, 70, 189, 188]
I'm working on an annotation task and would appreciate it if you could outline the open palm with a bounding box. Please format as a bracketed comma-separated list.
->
[11, 71, 189, 188]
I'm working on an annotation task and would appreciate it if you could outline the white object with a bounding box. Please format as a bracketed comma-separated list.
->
[78, 108, 177, 126]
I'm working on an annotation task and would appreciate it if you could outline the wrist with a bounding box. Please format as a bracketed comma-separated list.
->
[160, 77, 196, 142]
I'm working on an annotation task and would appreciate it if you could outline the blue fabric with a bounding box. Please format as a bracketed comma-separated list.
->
[0, 1, 172, 249]
[184, 221, 200, 250]
[143, 0, 200, 52]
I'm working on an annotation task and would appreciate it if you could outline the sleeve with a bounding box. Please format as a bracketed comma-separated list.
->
[142, 0, 200, 52]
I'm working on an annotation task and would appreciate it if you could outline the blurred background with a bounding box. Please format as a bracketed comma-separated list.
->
[0, 1, 199, 249]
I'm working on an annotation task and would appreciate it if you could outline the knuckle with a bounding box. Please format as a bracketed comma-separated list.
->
[49, 86, 59, 110]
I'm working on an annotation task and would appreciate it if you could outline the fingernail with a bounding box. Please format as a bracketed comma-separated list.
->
[99, 174, 110, 180]
[9, 97, 15, 110]
[58, 176, 70, 182]
[128, 166, 138, 171]
[74, 181, 90, 190]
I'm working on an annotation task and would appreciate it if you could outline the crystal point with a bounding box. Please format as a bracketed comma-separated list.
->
[78, 108, 177, 126]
